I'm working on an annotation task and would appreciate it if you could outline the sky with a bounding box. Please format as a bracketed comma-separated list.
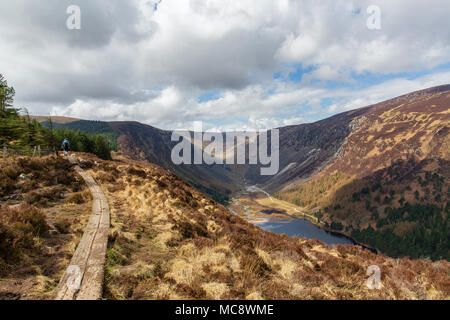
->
[0, 0, 449, 131]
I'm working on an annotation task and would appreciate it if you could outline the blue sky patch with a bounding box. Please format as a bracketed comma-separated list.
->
[198, 90, 222, 103]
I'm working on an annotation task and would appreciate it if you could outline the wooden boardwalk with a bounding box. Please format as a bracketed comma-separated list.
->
[54, 156, 110, 300]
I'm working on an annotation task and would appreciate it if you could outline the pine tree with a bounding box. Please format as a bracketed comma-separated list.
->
[0, 74, 15, 112]
[0, 74, 22, 144]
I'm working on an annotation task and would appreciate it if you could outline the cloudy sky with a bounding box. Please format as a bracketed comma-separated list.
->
[0, 0, 449, 131]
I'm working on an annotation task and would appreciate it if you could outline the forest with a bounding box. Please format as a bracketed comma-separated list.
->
[351, 202, 449, 261]
[41, 120, 119, 152]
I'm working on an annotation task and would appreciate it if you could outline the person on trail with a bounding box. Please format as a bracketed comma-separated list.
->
[61, 138, 70, 156]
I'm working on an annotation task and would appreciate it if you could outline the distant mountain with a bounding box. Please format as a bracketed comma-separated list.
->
[92, 96, 369, 202]
[40, 84, 450, 197]
[108, 121, 240, 203]
[107, 84, 450, 191]
[30, 115, 81, 124]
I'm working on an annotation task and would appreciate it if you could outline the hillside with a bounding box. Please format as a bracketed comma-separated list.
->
[105, 85, 449, 260]
[108, 121, 240, 204]
[102, 85, 449, 190]
[0, 156, 92, 299]
[103, 104, 368, 200]
[275, 86, 450, 260]
[319, 85, 450, 178]
[30, 116, 81, 124]
[81, 154, 450, 299]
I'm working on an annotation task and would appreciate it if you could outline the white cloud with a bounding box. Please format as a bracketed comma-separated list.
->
[0, 0, 449, 130]
[51, 70, 450, 131]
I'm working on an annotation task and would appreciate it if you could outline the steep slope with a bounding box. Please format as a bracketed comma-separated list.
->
[275, 85, 450, 260]
[319, 85, 450, 178]
[109, 121, 239, 204]
[77, 153, 449, 300]
[37, 85, 450, 199]
[105, 105, 365, 202]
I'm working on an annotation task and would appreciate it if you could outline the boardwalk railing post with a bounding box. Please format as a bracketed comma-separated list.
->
[38, 145, 41, 157]
[33, 146, 37, 157]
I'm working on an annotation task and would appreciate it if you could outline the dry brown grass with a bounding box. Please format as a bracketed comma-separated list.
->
[0, 156, 91, 300]
[86, 155, 450, 300]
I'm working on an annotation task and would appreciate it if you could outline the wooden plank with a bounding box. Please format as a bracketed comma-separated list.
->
[54, 156, 110, 300]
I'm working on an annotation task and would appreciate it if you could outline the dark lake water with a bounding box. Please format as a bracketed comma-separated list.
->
[253, 217, 355, 247]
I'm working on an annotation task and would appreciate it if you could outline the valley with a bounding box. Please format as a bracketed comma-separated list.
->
[46, 85, 450, 262]
[80, 153, 450, 299]
[0, 145, 448, 299]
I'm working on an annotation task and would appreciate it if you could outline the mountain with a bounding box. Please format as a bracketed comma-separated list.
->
[108, 121, 240, 203]
[314, 85, 450, 179]
[30, 116, 82, 124]
[59, 85, 448, 190]
[274, 85, 450, 260]
[106, 84, 449, 192]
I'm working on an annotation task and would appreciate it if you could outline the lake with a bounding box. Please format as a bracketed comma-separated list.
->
[229, 192, 366, 248]
[253, 216, 355, 247]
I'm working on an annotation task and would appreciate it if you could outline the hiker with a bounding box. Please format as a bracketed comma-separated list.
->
[61, 138, 70, 156]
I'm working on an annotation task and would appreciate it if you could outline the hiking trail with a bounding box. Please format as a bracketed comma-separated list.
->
[54, 155, 110, 300]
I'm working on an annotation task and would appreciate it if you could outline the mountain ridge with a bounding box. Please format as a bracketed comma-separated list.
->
[32, 84, 450, 199]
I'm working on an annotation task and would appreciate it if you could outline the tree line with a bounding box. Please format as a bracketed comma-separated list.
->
[0, 74, 111, 160]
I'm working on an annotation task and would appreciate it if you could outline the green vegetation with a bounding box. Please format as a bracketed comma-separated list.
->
[275, 157, 449, 261]
[0, 74, 112, 160]
[42, 120, 119, 151]
[52, 127, 112, 160]
[330, 221, 344, 231]
[352, 203, 449, 261]
[337, 167, 448, 260]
